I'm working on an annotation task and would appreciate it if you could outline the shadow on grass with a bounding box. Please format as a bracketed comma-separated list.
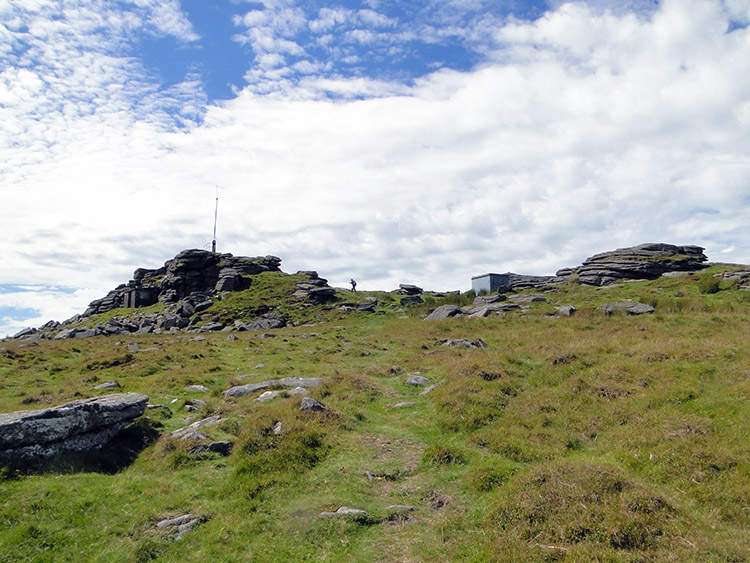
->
[1, 417, 162, 478]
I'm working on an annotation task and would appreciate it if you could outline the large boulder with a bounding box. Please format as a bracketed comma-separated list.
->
[0, 393, 149, 463]
[576, 243, 707, 286]
[424, 305, 461, 321]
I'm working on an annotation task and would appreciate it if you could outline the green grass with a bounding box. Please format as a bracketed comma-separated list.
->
[1, 270, 749, 561]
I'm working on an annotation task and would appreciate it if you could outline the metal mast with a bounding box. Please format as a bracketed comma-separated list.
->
[212, 186, 218, 253]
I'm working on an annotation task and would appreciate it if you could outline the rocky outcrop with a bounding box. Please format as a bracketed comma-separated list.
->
[505, 273, 568, 290]
[84, 250, 281, 316]
[293, 271, 338, 303]
[575, 243, 707, 286]
[397, 284, 423, 296]
[0, 393, 149, 463]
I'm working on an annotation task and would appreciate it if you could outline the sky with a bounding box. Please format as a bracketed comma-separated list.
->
[1, 0, 750, 337]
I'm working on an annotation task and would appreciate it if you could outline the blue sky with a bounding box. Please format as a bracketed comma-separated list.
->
[1, 0, 749, 337]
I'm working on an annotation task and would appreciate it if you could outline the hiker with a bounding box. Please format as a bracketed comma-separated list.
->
[350, 279, 357, 292]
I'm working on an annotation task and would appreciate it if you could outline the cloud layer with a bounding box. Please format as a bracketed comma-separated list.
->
[2, 0, 750, 336]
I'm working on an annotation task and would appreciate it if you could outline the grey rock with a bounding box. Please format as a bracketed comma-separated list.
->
[319, 506, 369, 518]
[473, 294, 507, 305]
[255, 390, 281, 402]
[184, 385, 209, 393]
[222, 377, 322, 398]
[388, 401, 417, 409]
[599, 300, 655, 316]
[509, 294, 547, 303]
[94, 381, 121, 390]
[155, 513, 206, 540]
[169, 415, 222, 439]
[13, 327, 36, 339]
[504, 272, 565, 290]
[300, 397, 325, 411]
[81, 249, 281, 319]
[424, 305, 460, 321]
[441, 338, 488, 349]
[188, 441, 233, 456]
[577, 243, 708, 286]
[459, 303, 521, 316]
[554, 305, 576, 317]
[400, 295, 424, 306]
[156, 514, 196, 530]
[406, 374, 430, 386]
[0, 392, 149, 462]
[177, 430, 208, 441]
[357, 301, 377, 313]
[199, 322, 224, 332]
[243, 314, 286, 331]
[419, 382, 441, 395]
[397, 284, 423, 295]
[54, 328, 82, 340]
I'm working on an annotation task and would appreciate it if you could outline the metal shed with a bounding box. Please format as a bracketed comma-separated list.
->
[471, 273, 510, 294]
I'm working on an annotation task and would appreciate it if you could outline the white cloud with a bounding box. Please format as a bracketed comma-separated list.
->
[2, 0, 750, 337]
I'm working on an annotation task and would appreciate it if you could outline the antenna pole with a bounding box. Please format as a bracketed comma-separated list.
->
[212, 186, 218, 253]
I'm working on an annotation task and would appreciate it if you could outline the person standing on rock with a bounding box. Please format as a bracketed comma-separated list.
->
[350, 279, 357, 292]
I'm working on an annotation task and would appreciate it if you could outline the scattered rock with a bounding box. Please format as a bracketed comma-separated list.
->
[222, 377, 322, 398]
[155, 513, 206, 540]
[93, 381, 121, 390]
[188, 441, 233, 457]
[168, 415, 222, 439]
[406, 374, 430, 386]
[473, 294, 506, 304]
[319, 507, 369, 519]
[0, 393, 149, 463]
[255, 391, 281, 402]
[509, 294, 547, 303]
[441, 338, 488, 349]
[419, 382, 441, 395]
[300, 397, 325, 411]
[388, 401, 417, 409]
[554, 305, 576, 317]
[424, 305, 460, 321]
[599, 300, 655, 316]
[184, 385, 209, 393]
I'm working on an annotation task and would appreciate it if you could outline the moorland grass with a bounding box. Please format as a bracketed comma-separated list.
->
[1, 272, 748, 561]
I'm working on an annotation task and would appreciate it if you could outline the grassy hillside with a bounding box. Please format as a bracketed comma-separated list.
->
[1, 267, 749, 562]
